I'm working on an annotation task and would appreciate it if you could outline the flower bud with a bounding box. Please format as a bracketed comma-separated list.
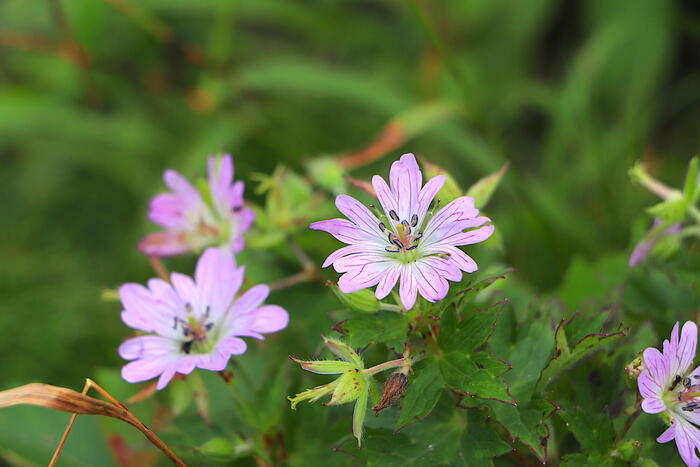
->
[624, 356, 645, 390]
[373, 372, 408, 415]
[611, 439, 642, 462]
[329, 282, 381, 314]
[422, 160, 463, 204]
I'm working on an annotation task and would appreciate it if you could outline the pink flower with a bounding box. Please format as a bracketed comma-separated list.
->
[639, 321, 700, 467]
[139, 155, 255, 256]
[310, 153, 494, 310]
[118, 248, 288, 389]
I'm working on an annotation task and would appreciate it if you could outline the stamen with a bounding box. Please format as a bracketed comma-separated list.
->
[684, 377, 692, 389]
[385, 246, 400, 253]
[401, 220, 411, 232]
[388, 232, 398, 242]
[185, 302, 193, 314]
[181, 340, 194, 354]
[683, 402, 700, 412]
[378, 222, 386, 232]
[392, 238, 405, 250]
[173, 317, 179, 330]
[205, 322, 214, 331]
[231, 205, 243, 213]
[405, 245, 417, 251]
[670, 375, 682, 390]
[411, 214, 418, 227]
[389, 210, 399, 222]
[413, 232, 423, 241]
[182, 328, 191, 337]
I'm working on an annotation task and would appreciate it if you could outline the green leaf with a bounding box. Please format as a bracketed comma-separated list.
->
[353, 390, 369, 446]
[438, 301, 504, 353]
[337, 312, 409, 352]
[292, 358, 356, 374]
[395, 357, 445, 431]
[537, 314, 627, 391]
[422, 159, 464, 204]
[466, 162, 509, 210]
[198, 438, 235, 463]
[683, 156, 699, 204]
[439, 351, 515, 405]
[460, 410, 513, 465]
[559, 406, 615, 454]
[488, 398, 555, 463]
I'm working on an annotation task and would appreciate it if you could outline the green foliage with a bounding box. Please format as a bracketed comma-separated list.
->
[2, 0, 700, 465]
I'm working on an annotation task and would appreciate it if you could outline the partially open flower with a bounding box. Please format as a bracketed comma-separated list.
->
[139, 155, 254, 257]
[311, 153, 494, 310]
[638, 321, 700, 467]
[119, 248, 288, 389]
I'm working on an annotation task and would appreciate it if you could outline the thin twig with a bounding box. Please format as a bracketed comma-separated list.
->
[50, 379, 186, 466]
[616, 395, 642, 442]
[269, 271, 314, 291]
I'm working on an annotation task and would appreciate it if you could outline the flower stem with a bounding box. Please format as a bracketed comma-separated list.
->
[379, 303, 403, 312]
[615, 395, 642, 443]
[364, 358, 406, 376]
[149, 256, 170, 283]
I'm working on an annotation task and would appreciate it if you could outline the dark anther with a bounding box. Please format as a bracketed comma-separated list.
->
[670, 374, 682, 390]
[231, 206, 243, 213]
[173, 317, 179, 330]
[414, 232, 423, 241]
[684, 377, 692, 389]
[204, 306, 211, 319]
[378, 222, 386, 232]
[405, 245, 418, 251]
[205, 322, 214, 331]
[401, 220, 410, 231]
[385, 246, 400, 253]
[182, 328, 191, 337]
[389, 210, 399, 222]
[181, 340, 193, 354]
[388, 232, 398, 242]
[683, 402, 700, 412]
[392, 238, 405, 250]
[185, 302, 193, 314]
[694, 375, 700, 379]
[411, 214, 418, 227]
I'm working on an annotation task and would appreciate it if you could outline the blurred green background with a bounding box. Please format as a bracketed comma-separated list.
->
[1, 0, 699, 427]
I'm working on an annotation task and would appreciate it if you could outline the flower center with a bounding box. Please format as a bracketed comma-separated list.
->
[173, 303, 216, 355]
[380, 210, 423, 260]
[665, 373, 700, 412]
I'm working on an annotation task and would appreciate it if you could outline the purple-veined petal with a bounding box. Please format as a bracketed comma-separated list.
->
[164, 169, 201, 202]
[435, 245, 478, 273]
[122, 357, 177, 385]
[414, 260, 449, 302]
[322, 244, 378, 268]
[245, 305, 289, 335]
[195, 248, 241, 318]
[372, 175, 398, 226]
[171, 272, 203, 313]
[335, 195, 384, 237]
[156, 364, 181, 390]
[676, 322, 698, 376]
[657, 423, 676, 443]
[399, 265, 418, 310]
[333, 253, 392, 273]
[375, 265, 401, 300]
[449, 223, 495, 246]
[673, 418, 700, 467]
[310, 219, 375, 244]
[119, 336, 179, 360]
[643, 347, 670, 385]
[196, 349, 231, 372]
[208, 155, 234, 213]
[641, 397, 666, 414]
[390, 154, 422, 222]
[138, 231, 190, 257]
[149, 194, 190, 229]
[421, 196, 480, 246]
[218, 336, 247, 355]
[416, 175, 445, 224]
[119, 283, 178, 337]
[337, 261, 392, 293]
[233, 284, 269, 316]
[421, 256, 462, 282]
[638, 371, 663, 400]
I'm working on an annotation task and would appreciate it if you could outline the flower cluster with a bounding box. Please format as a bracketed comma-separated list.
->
[639, 322, 700, 466]
[311, 153, 494, 310]
[120, 155, 287, 389]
